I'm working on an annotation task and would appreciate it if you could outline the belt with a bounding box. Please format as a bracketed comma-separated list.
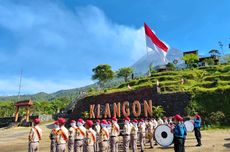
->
[30, 141, 39, 143]
[110, 136, 117, 137]
[102, 140, 108, 142]
[57, 143, 66, 145]
[75, 139, 83, 141]
[124, 134, 130, 136]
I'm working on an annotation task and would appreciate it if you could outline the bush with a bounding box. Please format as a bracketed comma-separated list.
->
[209, 111, 225, 125]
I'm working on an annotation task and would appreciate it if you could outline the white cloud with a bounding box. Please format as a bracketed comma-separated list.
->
[0, 1, 146, 95]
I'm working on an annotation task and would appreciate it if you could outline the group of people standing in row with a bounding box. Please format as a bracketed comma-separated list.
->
[28, 114, 202, 152]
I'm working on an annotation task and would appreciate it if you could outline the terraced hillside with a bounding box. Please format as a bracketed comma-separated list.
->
[84, 64, 230, 124]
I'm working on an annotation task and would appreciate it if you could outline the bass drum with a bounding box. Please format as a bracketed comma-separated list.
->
[154, 124, 174, 147]
[184, 120, 194, 132]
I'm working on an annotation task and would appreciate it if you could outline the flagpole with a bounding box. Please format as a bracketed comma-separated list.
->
[17, 68, 23, 101]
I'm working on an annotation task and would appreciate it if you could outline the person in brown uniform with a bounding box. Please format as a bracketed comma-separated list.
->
[110, 117, 120, 152]
[139, 119, 146, 152]
[56, 118, 69, 152]
[94, 119, 101, 152]
[75, 118, 87, 152]
[85, 120, 97, 152]
[49, 121, 59, 152]
[130, 119, 138, 152]
[68, 120, 76, 152]
[100, 119, 109, 152]
[123, 117, 131, 152]
[28, 118, 42, 152]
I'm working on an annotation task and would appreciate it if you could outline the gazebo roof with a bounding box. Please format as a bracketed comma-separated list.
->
[15, 99, 33, 106]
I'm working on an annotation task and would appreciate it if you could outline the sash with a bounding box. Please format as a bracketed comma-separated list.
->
[33, 127, 41, 140]
[88, 130, 96, 143]
[59, 129, 68, 141]
[101, 128, 109, 139]
[75, 127, 86, 137]
[113, 124, 119, 132]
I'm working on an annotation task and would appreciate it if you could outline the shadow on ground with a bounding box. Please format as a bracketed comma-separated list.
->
[223, 143, 230, 148]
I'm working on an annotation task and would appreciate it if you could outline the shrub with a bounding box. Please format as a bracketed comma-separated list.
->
[209, 111, 225, 125]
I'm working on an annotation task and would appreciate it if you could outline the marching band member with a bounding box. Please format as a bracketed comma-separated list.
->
[68, 120, 76, 152]
[28, 118, 42, 152]
[157, 117, 164, 125]
[74, 118, 86, 152]
[130, 119, 138, 152]
[163, 117, 169, 124]
[94, 119, 101, 152]
[139, 119, 146, 152]
[173, 114, 187, 152]
[56, 118, 69, 152]
[85, 120, 97, 151]
[49, 121, 59, 152]
[100, 119, 109, 152]
[110, 117, 120, 152]
[147, 119, 154, 148]
[194, 114, 202, 146]
[123, 117, 131, 152]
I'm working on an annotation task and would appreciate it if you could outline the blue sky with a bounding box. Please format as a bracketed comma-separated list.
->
[0, 0, 229, 95]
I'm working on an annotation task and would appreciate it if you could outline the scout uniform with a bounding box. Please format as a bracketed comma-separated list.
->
[158, 118, 164, 125]
[173, 114, 187, 152]
[130, 119, 138, 152]
[107, 120, 112, 151]
[194, 114, 202, 146]
[100, 119, 110, 152]
[147, 120, 154, 148]
[56, 118, 69, 152]
[139, 119, 146, 152]
[49, 121, 59, 152]
[123, 117, 131, 152]
[68, 120, 76, 152]
[74, 118, 87, 152]
[28, 118, 42, 152]
[110, 117, 120, 152]
[85, 120, 97, 152]
[163, 117, 169, 125]
[94, 119, 101, 152]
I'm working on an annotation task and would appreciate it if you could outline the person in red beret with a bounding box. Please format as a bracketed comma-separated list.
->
[28, 118, 42, 152]
[194, 114, 202, 146]
[75, 118, 87, 152]
[138, 119, 146, 152]
[110, 117, 120, 152]
[100, 119, 109, 151]
[85, 120, 96, 151]
[173, 114, 187, 152]
[94, 119, 101, 152]
[56, 118, 69, 152]
[123, 117, 131, 152]
[49, 121, 59, 152]
[68, 120, 76, 152]
[131, 119, 138, 152]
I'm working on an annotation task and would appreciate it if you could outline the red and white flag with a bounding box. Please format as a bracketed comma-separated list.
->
[144, 23, 169, 62]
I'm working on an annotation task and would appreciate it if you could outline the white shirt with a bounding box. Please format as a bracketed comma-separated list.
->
[123, 123, 131, 135]
[29, 125, 42, 142]
[57, 126, 69, 144]
[75, 126, 87, 140]
[111, 123, 120, 137]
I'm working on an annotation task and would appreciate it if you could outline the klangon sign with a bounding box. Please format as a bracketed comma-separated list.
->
[89, 100, 152, 119]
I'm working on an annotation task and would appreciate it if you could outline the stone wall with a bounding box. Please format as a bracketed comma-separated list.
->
[70, 87, 191, 120]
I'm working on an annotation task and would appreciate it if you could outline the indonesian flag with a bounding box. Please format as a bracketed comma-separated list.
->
[144, 23, 169, 62]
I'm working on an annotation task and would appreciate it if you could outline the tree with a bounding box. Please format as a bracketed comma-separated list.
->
[92, 64, 114, 88]
[182, 54, 199, 68]
[166, 62, 176, 71]
[223, 55, 230, 64]
[152, 105, 165, 119]
[209, 49, 220, 58]
[117, 67, 133, 82]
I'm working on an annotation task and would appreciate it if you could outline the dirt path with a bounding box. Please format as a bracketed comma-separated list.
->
[0, 123, 229, 152]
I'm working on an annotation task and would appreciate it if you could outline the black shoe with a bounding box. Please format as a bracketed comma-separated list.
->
[150, 146, 154, 149]
[196, 144, 202, 147]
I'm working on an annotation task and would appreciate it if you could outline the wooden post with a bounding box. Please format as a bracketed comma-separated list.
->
[15, 106, 19, 122]
[26, 106, 30, 122]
